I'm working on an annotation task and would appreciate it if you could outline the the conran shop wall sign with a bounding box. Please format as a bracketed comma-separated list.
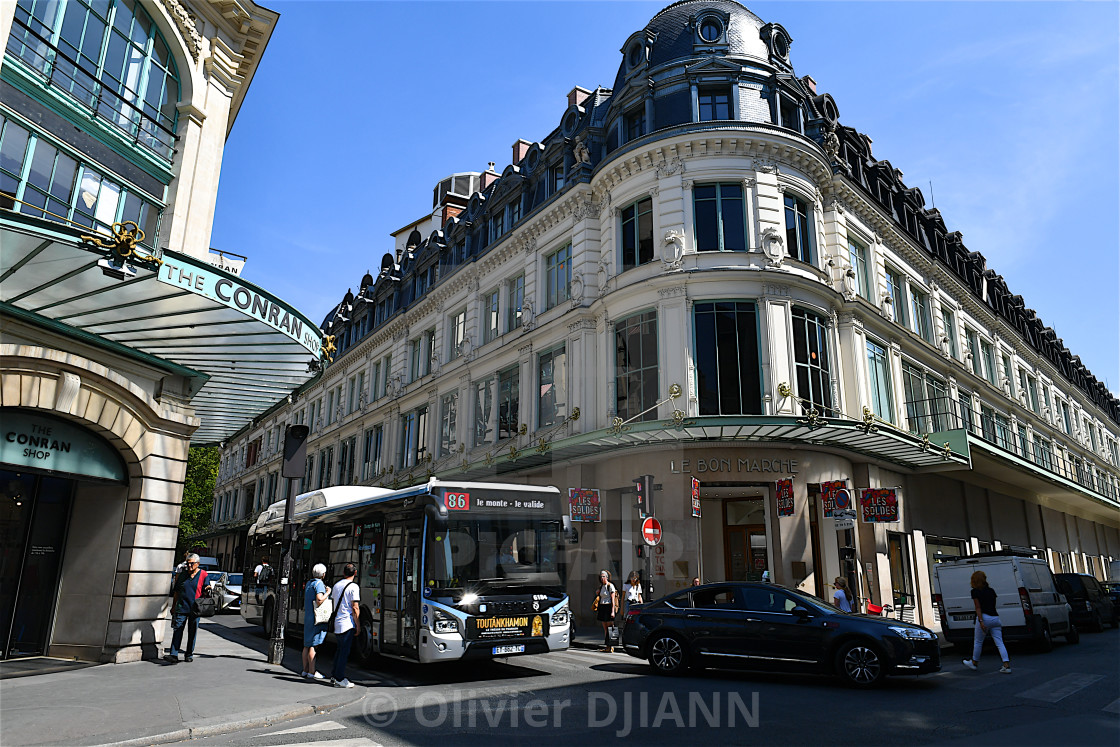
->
[0, 409, 127, 483]
[157, 252, 323, 356]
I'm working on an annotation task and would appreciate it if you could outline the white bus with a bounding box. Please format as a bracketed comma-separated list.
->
[242, 479, 571, 664]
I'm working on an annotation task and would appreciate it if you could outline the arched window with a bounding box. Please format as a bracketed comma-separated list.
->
[8, 0, 182, 160]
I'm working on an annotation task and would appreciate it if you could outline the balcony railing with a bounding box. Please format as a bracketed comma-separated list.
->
[6, 16, 177, 161]
[904, 395, 1118, 501]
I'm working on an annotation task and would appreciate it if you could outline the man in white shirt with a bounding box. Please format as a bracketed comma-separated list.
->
[329, 563, 360, 688]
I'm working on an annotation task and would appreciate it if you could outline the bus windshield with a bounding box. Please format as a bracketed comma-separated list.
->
[427, 517, 564, 591]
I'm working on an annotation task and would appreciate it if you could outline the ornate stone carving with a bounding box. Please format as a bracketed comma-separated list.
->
[682, 179, 694, 190]
[573, 136, 591, 164]
[753, 158, 779, 174]
[649, 185, 660, 197]
[760, 227, 784, 267]
[161, 0, 203, 61]
[597, 256, 613, 297]
[655, 156, 685, 178]
[572, 198, 599, 221]
[522, 298, 535, 331]
[658, 286, 687, 298]
[662, 229, 685, 270]
[458, 335, 474, 362]
[822, 130, 841, 162]
[570, 271, 586, 308]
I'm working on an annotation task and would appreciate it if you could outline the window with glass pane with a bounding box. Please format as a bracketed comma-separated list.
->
[497, 366, 519, 439]
[489, 212, 505, 243]
[449, 310, 466, 359]
[698, 89, 731, 121]
[792, 308, 832, 414]
[1017, 425, 1030, 458]
[474, 378, 494, 446]
[910, 288, 933, 342]
[885, 268, 908, 327]
[866, 338, 895, 424]
[507, 198, 521, 227]
[981, 341, 997, 385]
[694, 302, 762, 416]
[980, 404, 996, 444]
[903, 362, 949, 434]
[783, 194, 814, 263]
[620, 196, 654, 271]
[779, 97, 800, 131]
[958, 392, 974, 433]
[538, 346, 567, 427]
[507, 275, 524, 331]
[614, 311, 659, 421]
[848, 237, 870, 299]
[694, 183, 746, 253]
[482, 290, 500, 344]
[1061, 401, 1072, 434]
[966, 330, 982, 376]
[625, 108, 644, 141]
[439, 393, 457, 457]
[941, 309, 958, 358]
[545, 243, 571, 309]
[1002, 355, 1015, 395]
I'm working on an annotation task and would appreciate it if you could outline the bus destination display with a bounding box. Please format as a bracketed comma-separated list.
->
[439, 489, 556, 514]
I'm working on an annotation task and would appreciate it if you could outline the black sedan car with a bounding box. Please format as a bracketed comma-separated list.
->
[1054, 573, 1116, 632]
[621, 582, 940, 687]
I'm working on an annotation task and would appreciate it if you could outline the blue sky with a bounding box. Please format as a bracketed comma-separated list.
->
[212, 0, 1119, 393]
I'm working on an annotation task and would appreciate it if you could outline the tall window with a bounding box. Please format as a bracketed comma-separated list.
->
[847, 237, 870, 299]
[538, 346, 567, 427]
[317, 447, 334, 489]
[694, 302, 762, 415]
[791, 308, 832, 414]
[489, 211, 505, 243]
[545, 243, 571, 309]
[399, 406, 428, 469]
[966, 329, 982, 376]
[866, 338, 895, 424]
[779, 96, 800, 131]
[615, 310, 659, 421]
[910, 287, 933, 343]
[338, 436, 356, 484]
[620, 196, 654, 270]
[549, 164, 565, 195]
[980, 341, 997, 386]
[474, 378, 494, 446]
[9, 0, 181, 159]
[698, 89, 731, 121]
[783, 194, 814, 263]
[1061, 401, 1072, 435]
[958, 391, 974, 433]
[902, 362, 950, 434]
[497, 366, 519, 439]
[624, 107, 644, 141]
[362, 426, 382, 480]
[1017, 424, 1030, 458]
[941, 308, 958, 359]
[885, 267, 908, 327]
[507, 275, 524, 332]
[448, 309, 466, 360]
[482, 289, 500, 344]
[439, 393, 457, 457]
[694, 183, 746, 253]
[1002, 354, 1015, 396]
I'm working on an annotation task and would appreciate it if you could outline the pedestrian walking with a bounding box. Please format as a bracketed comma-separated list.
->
[691, 577, 701, 587]
[622, 571, 644, 619]
[254, 556, 271, 584]
[330, 563, 360, 688]
[594, 570, 618, 652]
[165, 553, 208, 663]
[832, 577, 854, 612]
[963, 570, 1011, 674]
[302, 563, 329, 680]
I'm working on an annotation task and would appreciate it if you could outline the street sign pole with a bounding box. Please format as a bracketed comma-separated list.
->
[268, 424, 309, 666]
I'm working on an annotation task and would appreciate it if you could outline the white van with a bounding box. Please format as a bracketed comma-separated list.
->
[933, 551, 1077, 651]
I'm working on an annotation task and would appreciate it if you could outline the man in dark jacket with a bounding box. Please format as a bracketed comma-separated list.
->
[166, 553, 208, 663]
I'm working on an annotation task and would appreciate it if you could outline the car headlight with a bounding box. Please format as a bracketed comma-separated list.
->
[551, 605, 570, 627]
[889, 626, 934, 640]
[431, 609, 458, 634]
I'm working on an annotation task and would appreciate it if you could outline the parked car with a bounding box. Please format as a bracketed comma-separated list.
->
[933, 551, 1077, 650]
[211, 572, 243, 612]
[1054, 573, 1116, 632]
[1102, 583, 1120, 626]
[621, 582, 940, 687]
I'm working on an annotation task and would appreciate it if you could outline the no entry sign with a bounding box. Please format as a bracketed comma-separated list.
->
[641, 517, 662, 546]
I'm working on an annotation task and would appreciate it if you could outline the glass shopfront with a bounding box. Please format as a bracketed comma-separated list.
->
[724, 498, 768, 582]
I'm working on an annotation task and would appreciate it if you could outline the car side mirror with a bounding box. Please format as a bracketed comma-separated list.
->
[791, 606, 811, 620]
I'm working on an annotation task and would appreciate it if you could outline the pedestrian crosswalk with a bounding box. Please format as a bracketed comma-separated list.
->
[1017, 673, 1105, 703]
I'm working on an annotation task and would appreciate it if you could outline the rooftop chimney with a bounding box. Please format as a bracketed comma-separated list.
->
[479, 162, 499, 191]
[802, 75, 817, 94]
[567, 86, 592, 108]
[512, 139, 532, 164]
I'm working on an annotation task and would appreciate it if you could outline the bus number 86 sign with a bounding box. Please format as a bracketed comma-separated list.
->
[445, 492, 470, 510]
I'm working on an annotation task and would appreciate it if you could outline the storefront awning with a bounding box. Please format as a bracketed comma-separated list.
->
[1, 212, 322, 445]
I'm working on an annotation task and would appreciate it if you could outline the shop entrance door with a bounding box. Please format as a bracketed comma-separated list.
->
[0, 470, 74, 659]
[724, 498, 768, 582]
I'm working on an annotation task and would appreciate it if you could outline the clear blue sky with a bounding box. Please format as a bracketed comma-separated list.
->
[212, 1, 1119, 394]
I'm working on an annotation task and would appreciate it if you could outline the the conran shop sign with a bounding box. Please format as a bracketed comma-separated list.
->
[158, 254, 322, 356]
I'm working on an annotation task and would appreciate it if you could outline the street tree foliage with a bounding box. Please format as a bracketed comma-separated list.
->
[178, 446, 218, 552]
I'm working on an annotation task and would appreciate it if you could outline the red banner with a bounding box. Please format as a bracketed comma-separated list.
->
[860, 487, 900, 523]
[691, 477, 701, 518]
[568, 487, 601, 522]
[776, 479, 795, 517]
[821, 480, 847, 517]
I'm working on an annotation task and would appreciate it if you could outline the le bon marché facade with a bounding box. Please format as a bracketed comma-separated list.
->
[213, 0, 1120, 633]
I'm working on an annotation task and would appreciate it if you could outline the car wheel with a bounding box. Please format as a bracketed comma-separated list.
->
[648, 634, 688, 676]
[836, 641, 885, 687]
[1065, 624, 1080, 644]
[1090, 613, 1104, 633]
[1038, 621, 1053, 652]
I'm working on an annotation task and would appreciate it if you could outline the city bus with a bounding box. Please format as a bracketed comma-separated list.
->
[241, 479, 571, 664]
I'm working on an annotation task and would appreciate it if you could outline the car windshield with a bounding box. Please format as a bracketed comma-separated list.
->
[226, 574, 242, 586]
[427, 517, 565, 591]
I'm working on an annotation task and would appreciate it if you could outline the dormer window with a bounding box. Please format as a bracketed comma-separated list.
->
[779, 95, 801, 132]
[698, 88, 731, 121]
[698, 17, 723, 43]
[624, 107, 645, 142]
[627, 43, 643, 69]
[760, 22, 793, 66]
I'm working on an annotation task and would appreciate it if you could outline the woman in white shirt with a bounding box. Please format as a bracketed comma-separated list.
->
[622, 571, 644, 620]
[833, 577, 854, 613]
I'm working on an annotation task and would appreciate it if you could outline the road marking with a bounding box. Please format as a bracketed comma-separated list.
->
[1017, 673, 1104, 703]
[279, 740, 379, 747]
[266, 720, 347, 736]
[1104, 698, 1120, 714]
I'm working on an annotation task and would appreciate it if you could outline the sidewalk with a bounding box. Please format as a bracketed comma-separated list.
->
[0, 621, 371, 747]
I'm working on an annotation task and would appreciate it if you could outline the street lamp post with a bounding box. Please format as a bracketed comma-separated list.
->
[268, 424, 309, 665]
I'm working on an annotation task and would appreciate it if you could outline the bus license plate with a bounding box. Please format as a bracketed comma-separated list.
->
[952, 613, 975, 621]
[493, 644, 525, 655]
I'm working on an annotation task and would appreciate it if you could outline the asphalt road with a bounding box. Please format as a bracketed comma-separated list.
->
[201, 615, 1119, 747]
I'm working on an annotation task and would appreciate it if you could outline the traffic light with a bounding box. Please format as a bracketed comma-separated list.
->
[634, 474, 654, 518]
[281, 424, 310, 478]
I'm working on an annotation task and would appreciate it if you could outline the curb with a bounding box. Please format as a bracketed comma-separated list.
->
[101, 693, 365, 746]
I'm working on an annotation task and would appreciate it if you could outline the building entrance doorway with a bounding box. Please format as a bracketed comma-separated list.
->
[724, 499, 767, 582]
[0, 469, 75, 659]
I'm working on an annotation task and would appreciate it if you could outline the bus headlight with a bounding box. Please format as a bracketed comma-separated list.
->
[551, 605, 570, 627]
[431, 609, 458, 634]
